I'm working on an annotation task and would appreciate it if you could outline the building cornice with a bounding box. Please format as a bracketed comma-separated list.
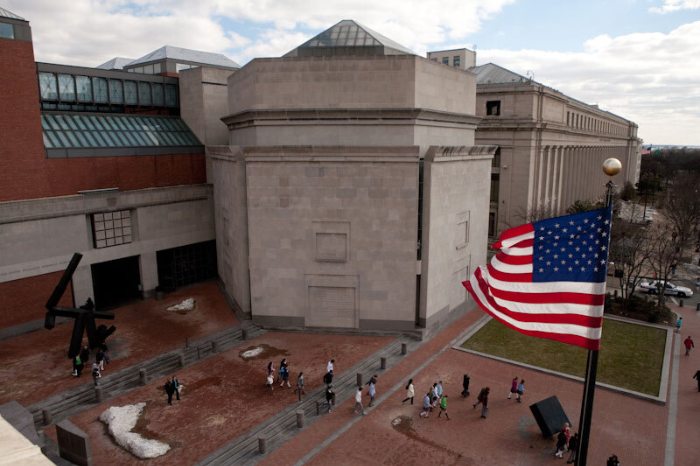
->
[222, 108, 482, 130]
[242, 145, 420, 163]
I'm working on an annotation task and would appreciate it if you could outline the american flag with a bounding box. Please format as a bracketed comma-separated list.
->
[463, 206, 612, 350]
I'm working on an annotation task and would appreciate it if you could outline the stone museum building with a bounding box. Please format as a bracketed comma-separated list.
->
[0, 12, 639, 338]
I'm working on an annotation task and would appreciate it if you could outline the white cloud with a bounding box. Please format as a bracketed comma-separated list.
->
[650, 0, 700, 13]
[478, 21, 700, 145]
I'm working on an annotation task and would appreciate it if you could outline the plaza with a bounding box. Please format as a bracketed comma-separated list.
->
[0, 7, 695, 466]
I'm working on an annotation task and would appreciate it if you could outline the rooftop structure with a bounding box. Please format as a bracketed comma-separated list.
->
[96, 57, 135, 70]
[124, 45, 239, 74]
[284, 19, 414, 57]
[0, 6, 24, 21]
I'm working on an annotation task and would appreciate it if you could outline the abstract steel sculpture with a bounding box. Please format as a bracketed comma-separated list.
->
[44, 253, 116, 358]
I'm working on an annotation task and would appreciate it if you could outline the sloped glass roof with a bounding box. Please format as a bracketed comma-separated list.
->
[286, 20, 414, 57]
[0, 7, 25, 21]
[41, 112, 202, 150]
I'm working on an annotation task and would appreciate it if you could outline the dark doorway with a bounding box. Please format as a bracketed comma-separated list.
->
[157, 240, 217, 291]
[91, 255, 141, 310]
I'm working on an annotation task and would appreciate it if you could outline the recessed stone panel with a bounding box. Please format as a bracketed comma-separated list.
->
[308, 286, 356, 328]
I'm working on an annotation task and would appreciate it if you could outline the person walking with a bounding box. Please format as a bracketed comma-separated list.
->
[165, 378, 175, 405]
[266, 373, 274, 394]
[606, 455, 620, 466]
[684, 336, 695, 356]
[438, 394, 450, 419]
[91, 363, 101, 386]
[566, 432, 579, 464]
[693, 370, 700, 392]
[278, 358, 287, 384]
[430, 383, 439, 410]
[267, 361, 274, 377]
[436, 381, 443, 398]
[402, 379, 415, 404]
[676, 317, 683, 333]
[280, 360, 291, 387]
[294, 372, 307, 396]
[323, 370, 334, 387]
[327, 359, 335, 372]
[420, 392, 432, 418]
[99, 341, 110, 365]
[516, 379, 525, 403]
[508, 376, 518, 399]
[473, 387, 490, 418]
[96, 347, 105, 371]
[366, 374, 378, 407]
[353, 387, 365, 416]
[325, 386, 334, 413]
[72, 353, 83, 377]
[173, 375, 180, 401]
[461, 374, 470, 398]
[80, 346, 90, 368]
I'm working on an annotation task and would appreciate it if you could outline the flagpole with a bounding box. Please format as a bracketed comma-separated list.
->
[576, 158, 621, 466]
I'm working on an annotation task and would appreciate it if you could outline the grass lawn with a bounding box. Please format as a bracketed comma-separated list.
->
[460, 318, 667, 396]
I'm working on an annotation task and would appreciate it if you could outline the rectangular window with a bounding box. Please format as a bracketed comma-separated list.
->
[0, 22, 14, 39]
[489, 212, 497, 238]
[490, 173, 500, 202]
[124, 81, 137, 104]
[431, 57, 438, 62]
[39, 72, 58, 100]
[486, 100, 501, 116]
[109, 79, 123, 104]
[138, 82, 151, 105]
[152, 83, 164, 106]
[92, 77, 108, 103]
[57, 74, 76, 102]
[492, 147, 501, 168]
[92, 211, 133, 249]
[144, 64, 154, 75]
[76, 76, 92, 102]
[153, 63, 162, 74]
[453, 55, 460, 67]
[165, 84, 178, 106]
[442, 57, 449, 65]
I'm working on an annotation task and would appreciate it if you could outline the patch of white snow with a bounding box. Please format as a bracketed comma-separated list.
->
[241, 347, 264, 358]
[99, 403, 170, 459]
[166, 298, 195, 312]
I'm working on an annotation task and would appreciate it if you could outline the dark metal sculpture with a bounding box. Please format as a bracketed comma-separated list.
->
[44, 253, 116, 358]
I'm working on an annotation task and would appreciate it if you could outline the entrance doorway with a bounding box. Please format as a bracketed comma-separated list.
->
[91, 256, 141, 310]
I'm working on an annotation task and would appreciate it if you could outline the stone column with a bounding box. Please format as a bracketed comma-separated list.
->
[544, 146, 553, 210]
[138, 251, 159, 299]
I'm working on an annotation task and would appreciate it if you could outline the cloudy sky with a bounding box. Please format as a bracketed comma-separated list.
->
[6, 0, 700, 145]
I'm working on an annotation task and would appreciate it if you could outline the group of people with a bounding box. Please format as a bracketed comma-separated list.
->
[555, 422, 579, 463]
[418, 380, 450, 419]
[71, 343, 109, 386]
[164, 376, 181, 405]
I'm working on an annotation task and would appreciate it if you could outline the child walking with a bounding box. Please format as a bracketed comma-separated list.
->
[419, 392, 432, 418]
[402, 379, 414, 404]
[438, 394, 450, 419]
[516, 379, 525, 403]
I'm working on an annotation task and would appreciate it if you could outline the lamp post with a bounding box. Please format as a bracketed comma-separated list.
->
[576, 158, 621, 466]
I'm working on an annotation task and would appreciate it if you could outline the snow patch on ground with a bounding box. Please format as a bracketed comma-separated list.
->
[99, 403, 170, 459]
[166, 298, 196, 312]
[241, 347, 264, 358]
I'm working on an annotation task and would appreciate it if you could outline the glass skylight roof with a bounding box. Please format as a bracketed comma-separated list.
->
[41, 113, 202, 150]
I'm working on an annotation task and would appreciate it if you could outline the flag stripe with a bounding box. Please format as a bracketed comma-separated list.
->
[496, 251, 533, 265]
[501, 246, 533, 256]
[491, 256, 533, 274]
[492, 295, 604, 317]
[489, 287, 605, 306]
[487, 264, 606, 294]
[493, 229, 535, 249]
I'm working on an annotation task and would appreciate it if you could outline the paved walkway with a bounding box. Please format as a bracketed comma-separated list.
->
[0, 281, 238, 406]
[259, 306, 693, 465]
[666, 302, 700, 466]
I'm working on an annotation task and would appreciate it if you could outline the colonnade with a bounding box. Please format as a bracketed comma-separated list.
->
[532, 145, 631, 215]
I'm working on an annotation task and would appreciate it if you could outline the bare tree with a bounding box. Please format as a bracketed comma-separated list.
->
[609, 224, 650, 308]
[646, 221, 681, 306]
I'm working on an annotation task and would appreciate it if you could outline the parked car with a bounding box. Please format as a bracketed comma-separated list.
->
[638, 280, 693, 297]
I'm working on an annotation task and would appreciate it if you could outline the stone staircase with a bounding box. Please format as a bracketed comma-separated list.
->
[196, 335, 419, 466]
[28, 321, 266, 429]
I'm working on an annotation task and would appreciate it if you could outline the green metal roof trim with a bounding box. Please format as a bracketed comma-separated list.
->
[41, 112, 203, 158]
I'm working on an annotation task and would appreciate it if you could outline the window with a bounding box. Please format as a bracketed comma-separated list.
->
[124, 81, 137, 104]
[486, 100, 501, 116]
[58, 74, 76, 102]
[431, 57, 438, 62]
[489, 212, 497, 238]
[76, 76, 92, 102]
[152, 83, 164, 106]
[442, 57, 449, 65]
[92, 210, 132, 248]
[165, 84, 178, 106]
[490, 173, 500, 202]
[492, 147, 501, 168]
[39, 72, 58, 100]
[92, 77, 108, 103]
[455, 212, 470, 249]
[109, 79, 123, 104]
[138, 81, 151, 105]
[0, 22, 14, 39]
[144, 64, 154, 75]
[153, 63, 162, 74]
[134, 66, 144, 74]
[453, 55, 460, 67]
[567, 111, 570, 126]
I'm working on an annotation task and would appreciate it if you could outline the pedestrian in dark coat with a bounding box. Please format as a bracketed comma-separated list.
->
[365, 374, 378, 406]
[165, 379, 175, 405]
[173, 375, 180, 401]
[684, 336, 694, 356]
[325, 386, 334, 413]
[96, 348, 105, 371]
[99, 341, 110, 365]
[508, 376, 518, 399]
[294, 372, 307, 396]
[278, 358, 287, 384]
[91, 363, 101, 386]
[461, 374, 470, 398]
[693, 370, 700, 392]
[567, 433, 579, 464]
[473, 387, 490, 418]
[323, 370, 334, 387]
[80, 346, 90, 367]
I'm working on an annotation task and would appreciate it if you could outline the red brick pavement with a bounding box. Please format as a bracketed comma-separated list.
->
[668, 302, 700, 466]
[264, 308, 674, 466]
[43, 331, 393, 465]
[0, 281, 238, 406]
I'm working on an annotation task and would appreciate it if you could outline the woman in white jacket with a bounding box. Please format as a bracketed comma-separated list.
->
[402, 378, 415, 404]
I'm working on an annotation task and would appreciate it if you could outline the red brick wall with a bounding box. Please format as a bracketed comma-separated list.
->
[0, 37, 206, 202]
[0, 271, 74, 329]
